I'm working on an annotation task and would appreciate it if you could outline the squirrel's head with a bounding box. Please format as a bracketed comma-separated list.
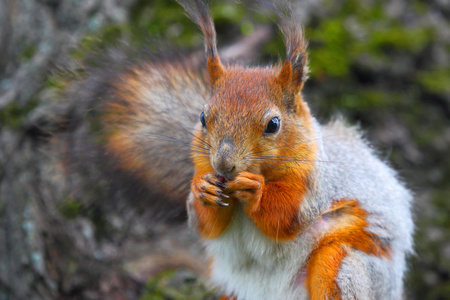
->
[184, 0, 316, 181]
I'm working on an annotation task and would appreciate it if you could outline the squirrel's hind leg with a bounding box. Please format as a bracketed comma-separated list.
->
[305, 199, 392, 300]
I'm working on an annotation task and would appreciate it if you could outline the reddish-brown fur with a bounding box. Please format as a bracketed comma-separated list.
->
[103, 71, 149, 177]
[305, 200, 390, 299]
[207, 56, 224, 86]
[226, 171, 310, 241]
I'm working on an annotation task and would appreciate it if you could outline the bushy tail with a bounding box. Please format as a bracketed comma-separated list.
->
[53, 44, 209, 221]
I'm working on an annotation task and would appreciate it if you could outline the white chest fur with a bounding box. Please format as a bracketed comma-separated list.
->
[205, 207, 314, 300]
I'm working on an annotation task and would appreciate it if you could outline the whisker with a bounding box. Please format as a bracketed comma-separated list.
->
[251, 134, 344, 156]
[140, 131, 211, 152]
[252, 162, 309, 172]
[141, 132, 192, 146]
[173, 120, 212, 148]
[139, 121, 211, 148]
[252, 156, 362, 165]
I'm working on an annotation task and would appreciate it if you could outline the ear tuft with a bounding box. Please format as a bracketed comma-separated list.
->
[178, 0, 224, 85]
[261, 0, 308, 94]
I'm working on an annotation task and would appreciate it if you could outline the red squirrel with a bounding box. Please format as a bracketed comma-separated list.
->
[182, 1, 413, 299]
[87, 0, 414, 298]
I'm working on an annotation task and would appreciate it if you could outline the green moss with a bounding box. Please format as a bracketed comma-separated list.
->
[240, 21, 254, 35]
[412, 0, 429, 14]
[131, 0, 201, 49]
[305, 0, 436, 80]
[0, 98, 39, 129]
[261, 33, 285, 62]
[58, 193, 111, 239]
[45, 70, 82, 95]
[58, 198, 84, 220]
[368, 25, 434, 54]
[433, 189, 450, 227]
[139, 270, 216, 300]
[20, 43, 37, 61]
[428, 284, 450, 300]
[211, 2, 246, 21]
[417, 68, 450, 94]
[409, 187, 450, 299]
[90, 205, 110, 239]
[339, 89, 393, 110]
[71, 24, 130, 62]
[308, 19, 354, 77]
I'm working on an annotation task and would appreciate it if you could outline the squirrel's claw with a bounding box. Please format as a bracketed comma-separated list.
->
[216, 199, 229, 207]
[218, 192, 230, 199]
[192, 173, 231, 207]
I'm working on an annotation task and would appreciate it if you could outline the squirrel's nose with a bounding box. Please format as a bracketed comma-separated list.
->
[222, 165, 236, 175]
[214, 138, 237, 179]
[216, 161, 237, 180]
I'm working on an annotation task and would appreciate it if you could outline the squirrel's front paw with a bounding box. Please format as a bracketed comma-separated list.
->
[226, 172, 264, 209]
[191, 173, 230, 207]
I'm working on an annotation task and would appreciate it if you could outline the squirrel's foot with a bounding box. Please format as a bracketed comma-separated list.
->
[191, 173, 230, 207]
[226, 171, 264, 211]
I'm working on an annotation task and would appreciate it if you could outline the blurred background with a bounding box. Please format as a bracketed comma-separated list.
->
[0, 0, 449, 299]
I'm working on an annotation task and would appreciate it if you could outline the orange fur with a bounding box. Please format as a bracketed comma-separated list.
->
[305, 200, 390, 299]
[207, 56, 224, 86]
[229, 171, 311, 241]
[277, 61, 295, 91]
[306, 244, 346, 300]
[192, 194, 236, 239]
[253, 176, 307, 241]
[103, 71, 149, 178]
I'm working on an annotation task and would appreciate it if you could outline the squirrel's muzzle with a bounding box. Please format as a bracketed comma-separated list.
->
[213, 138, 237, 180]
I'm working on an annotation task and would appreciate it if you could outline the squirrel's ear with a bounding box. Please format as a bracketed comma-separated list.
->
[207, 55, 224, 86]
[268, 1, 308, 95]
[178, 0, 224, 86]
[277, 50, 308, 94]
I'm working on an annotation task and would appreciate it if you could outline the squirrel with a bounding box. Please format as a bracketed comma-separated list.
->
[62, 0, 414, 299]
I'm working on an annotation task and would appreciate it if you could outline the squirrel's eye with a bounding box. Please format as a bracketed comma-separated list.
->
[200, 112, 206, 128]
[264, 117, 280, 134]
